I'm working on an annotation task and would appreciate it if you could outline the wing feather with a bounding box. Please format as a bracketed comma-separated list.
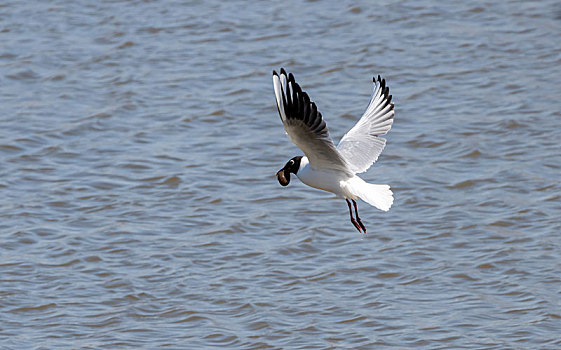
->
[337, 75, 395, 174]
[273, 69, 350, 174]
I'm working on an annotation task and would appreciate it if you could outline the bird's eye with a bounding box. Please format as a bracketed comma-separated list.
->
[289, 160, 294, 165]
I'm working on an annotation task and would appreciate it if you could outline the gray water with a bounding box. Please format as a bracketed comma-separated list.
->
[1, 0, 561, 348]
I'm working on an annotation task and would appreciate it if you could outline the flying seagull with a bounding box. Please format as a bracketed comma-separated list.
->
[272, 68, 394, 234]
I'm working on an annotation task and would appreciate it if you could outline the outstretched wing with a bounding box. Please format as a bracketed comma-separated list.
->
[273, 68, 351, 174]
[337, 75, 394, 174]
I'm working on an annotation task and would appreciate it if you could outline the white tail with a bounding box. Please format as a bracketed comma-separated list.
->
[346, 177, 393, 211]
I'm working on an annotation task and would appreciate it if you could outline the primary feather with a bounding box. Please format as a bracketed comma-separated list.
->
[337, 75, 394, 174]
[272, 69, 351, 174]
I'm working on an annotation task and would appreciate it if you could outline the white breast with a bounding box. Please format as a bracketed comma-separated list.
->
[295, 157, 354, 198]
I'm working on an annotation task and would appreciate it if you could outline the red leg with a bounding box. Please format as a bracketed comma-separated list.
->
[346, 199, 363, 233]
[352, 199, 367, 234]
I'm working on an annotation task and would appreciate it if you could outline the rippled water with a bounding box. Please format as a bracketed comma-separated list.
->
[1, 0, 561, 348]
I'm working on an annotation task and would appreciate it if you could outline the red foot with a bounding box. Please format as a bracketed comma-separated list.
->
[351, 218, 364, 234]
[356, 217, 366, 234]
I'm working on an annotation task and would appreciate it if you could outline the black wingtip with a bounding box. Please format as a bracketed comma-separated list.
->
[372, 74, 393, 106]
[273, 70, 278, 76]
[280, 67, 287, 76]
[288, 72, 295, 83]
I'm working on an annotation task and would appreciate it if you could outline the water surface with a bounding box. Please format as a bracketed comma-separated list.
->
[1, 0, 561, 348]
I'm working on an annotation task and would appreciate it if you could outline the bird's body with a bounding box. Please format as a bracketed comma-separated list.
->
[272, 68, 395, 233]
[296, 156, 393, 211]
[296, 156, 348, 196]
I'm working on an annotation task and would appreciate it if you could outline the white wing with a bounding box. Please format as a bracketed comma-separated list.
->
[273, 69, 351, 174]
[337, 75, 394, 174]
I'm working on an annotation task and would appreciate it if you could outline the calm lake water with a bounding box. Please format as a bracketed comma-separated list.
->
[1, 0, 561, 348]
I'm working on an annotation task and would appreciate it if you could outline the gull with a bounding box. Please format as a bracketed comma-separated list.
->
[273, 68, 394, 234]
